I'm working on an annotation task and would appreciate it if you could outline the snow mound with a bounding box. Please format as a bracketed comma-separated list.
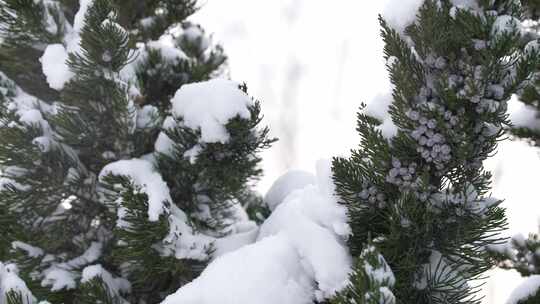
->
[162, 235, 315, 304]
[171, 79, 252, 143]
[264, 170, 316, 211]
[507, 275, 540, 304]
[161, 160, 352, 304]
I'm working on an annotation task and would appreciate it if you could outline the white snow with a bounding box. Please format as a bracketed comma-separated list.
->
[40, 242, 103, 292]
[147, 35, 187, 62]
[0, 263, 35, 304]
[81, 264, 131, 296]
[32, 136, 52, 152]
[73, 0, 93, 33]
[11, 241, 44, 258]
[161, 160, 352, 304]
[181, 25, 210, 50]
[212, 221, 259, 258]
[508, 94, 540, 131]
[381, 0, 423, 32]
[450, 0, 480, 14]
[42, 268, 76, 291]
[40, 0, 96, 90]
[525, 39, 540, 55]
[365, 93, 397, 139]
[362, 246, 395, 286]
[43, 1, 58, 35]
[506, 275, 540, 304]
[40, 44, 73, 91]
[491, 15, 521, 38]
[99, 158, 171, 222]
[154, 132, 176, 156]
[162, 235, 315, 304]
[171, 79, 252, 143]
[183, 144, 202, 164]
[264, 170, 315, 211]
[136, 105, 159, 128]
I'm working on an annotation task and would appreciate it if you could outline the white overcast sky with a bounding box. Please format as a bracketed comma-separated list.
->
[192, 1, 540, 302]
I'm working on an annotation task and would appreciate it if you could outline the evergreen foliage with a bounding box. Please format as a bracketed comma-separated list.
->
[485, 2, 540, 303]
[331, 240, 396, 304]
[331, 0, 538, 303]
[0, 0, 273, 303]
[509, 0, 540, 144]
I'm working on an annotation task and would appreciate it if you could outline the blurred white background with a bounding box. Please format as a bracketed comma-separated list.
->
[191, 1, 540, 303]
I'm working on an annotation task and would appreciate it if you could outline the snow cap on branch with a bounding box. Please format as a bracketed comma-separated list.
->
[171, 79, 252, 143]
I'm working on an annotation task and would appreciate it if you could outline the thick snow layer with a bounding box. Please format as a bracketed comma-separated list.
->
[213, 221, 259, 258]
[507, 275, 540, 304]
[0, 263, 35, 304]
[264, 170, 316, 211]
[161, 160, 352, 304]
[162, 235, 315, 304]
[171, 79, 252, 143]
[40, 44, 73, 90]
[99, 158, 171, 222]
[381, 0, 423, 32]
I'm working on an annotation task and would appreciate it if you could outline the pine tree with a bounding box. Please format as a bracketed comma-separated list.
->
[489, 229, 540, 303]
[331, 0, 538, 303]
[332, 240, 396, 304]
[0, 0, 274, 303]
[509, 0, 540, 145]
[484, 2, 540, 303]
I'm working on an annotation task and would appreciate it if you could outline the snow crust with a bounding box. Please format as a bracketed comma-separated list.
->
[507, 275, 540, 304]
[99, 158, 171, 222]
[161, 160, 352, 304]
[171, 79, 252, 143]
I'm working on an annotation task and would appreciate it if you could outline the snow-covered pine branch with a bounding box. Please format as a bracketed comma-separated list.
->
[0, 0, 273, 303]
